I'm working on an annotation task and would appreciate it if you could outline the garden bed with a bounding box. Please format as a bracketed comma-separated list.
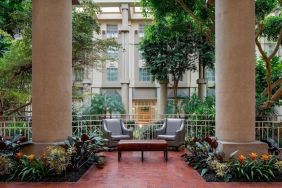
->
[0, 133, 106, 182]
[195, 167, 282, 182]
[0, 160, 98, 182]
[182, 137, 282, 182]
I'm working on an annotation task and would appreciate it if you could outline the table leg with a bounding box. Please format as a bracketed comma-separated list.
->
[165, 150, 168, 161]
[118, 151, 121, 161]
[141, 151, 144, 162]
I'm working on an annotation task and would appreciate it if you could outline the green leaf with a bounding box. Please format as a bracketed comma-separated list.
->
[200, 168, 208, 176]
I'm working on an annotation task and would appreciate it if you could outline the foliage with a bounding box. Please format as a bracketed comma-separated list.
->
[141, 0, 215, 46]
[72, 0, 119, 69]
[0, 29, 12, 57]
[182, 136, 222, 177]
[0, 134, 28, 156]
[230, 153, 278, 181]
[83, 93, 125, 115]
[46, 146, 70, 175]
[183, 137, 282, 182]
[0, 0, 117, 116]
[64, 133, 106, 169]
[275, 160, 282, 173]
[255, 94, 277, 117]
[256, 56, 282, 94]
[182, 94, 215, 116]
[0, 156, 13, 175]
[11, 154, 49, 181]
[207, 159, 231, 181]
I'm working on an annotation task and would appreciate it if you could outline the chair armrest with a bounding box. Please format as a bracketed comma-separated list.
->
[154, 121, 166, 139]
[102, 120, 112, 139]
[175, 120, 185, 142]
[121, 122, 133, 138]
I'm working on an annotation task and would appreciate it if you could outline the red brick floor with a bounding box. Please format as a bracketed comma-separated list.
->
[1, 151, 282, 188]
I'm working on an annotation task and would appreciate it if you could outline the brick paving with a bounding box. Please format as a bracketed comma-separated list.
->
[1, 151, 282, 188]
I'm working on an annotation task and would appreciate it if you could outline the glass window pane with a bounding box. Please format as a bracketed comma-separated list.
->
[107, 67, 118, 81]
[74, 68, 84, 81]
[139, 24, 145, 38]
[106, 25, 118, 38]
[206, 68, 215, 81]
[139, 68, 151, 82]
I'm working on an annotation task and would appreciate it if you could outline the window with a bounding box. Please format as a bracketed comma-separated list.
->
[139, 68, 151, 82]
[139, 24, 145, 38]
[107, 67, 118, 81]
[107, 47, 119, 59]
[138, 50, 144, 61]
[74, 68, 84, 82]
[206, 68, 215, 82]
[106, 25, 118, 38]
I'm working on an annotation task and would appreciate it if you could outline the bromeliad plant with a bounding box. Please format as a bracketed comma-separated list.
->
[183, 136, 282, 182]
[230, 153, 278, 181]
[64, 133, 106, 169]
[10, 153, 48, 181]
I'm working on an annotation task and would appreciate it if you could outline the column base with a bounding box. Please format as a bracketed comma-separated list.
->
[216, 140, 268, 160]
[21, 142, 65, 155]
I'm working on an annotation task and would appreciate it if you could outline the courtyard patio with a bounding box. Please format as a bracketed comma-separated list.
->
[1, 151, 282, 188]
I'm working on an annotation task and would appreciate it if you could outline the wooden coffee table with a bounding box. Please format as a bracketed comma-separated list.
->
[117, 140, 168, 161]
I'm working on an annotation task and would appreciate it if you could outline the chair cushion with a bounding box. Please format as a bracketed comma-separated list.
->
[105, 119, 122, 135]
[157, 135, 176, 141]
[166, 119, 182, 135]
[111, 135, 131, 141]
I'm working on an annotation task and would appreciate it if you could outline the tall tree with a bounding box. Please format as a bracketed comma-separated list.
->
[255, 0, 282, 107]
[140, 19, 198, 113]
[141, 0, 215, 101]
[0, 0, 117, 116]
[142, 0, 282, 106]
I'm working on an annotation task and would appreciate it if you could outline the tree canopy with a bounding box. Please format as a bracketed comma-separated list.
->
[0, 0, 117, 116]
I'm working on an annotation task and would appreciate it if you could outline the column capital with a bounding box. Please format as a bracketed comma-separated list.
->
[121, 4, 129, 10]
[197, 78, 207, 84]
[119, 27, 130, 33]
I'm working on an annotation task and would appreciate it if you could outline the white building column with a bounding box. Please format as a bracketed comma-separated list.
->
[120, 4, 130, 114]
[31, 0, 72, 153]
[197, 63, 207, 100]
[215, 0, 267, 158]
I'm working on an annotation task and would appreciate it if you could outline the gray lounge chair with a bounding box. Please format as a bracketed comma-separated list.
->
[102, 119, 133, 147]
[154, 118, 185, 149]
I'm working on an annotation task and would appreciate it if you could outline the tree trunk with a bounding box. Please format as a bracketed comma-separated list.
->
[265, 59, 272, 102]
[173, 80, 179, 115]
[0, 97, 3, 120]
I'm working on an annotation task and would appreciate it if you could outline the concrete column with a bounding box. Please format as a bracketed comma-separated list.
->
[197, 63, 207, 100]
[215, 0, 267, 158]
[120, 4, 130, 114]
[158, 81, 168, 118]
[32, 0, 72, 149]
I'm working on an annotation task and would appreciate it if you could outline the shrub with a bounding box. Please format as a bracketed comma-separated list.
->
[182, 137, 223, 176]
[230, 153, 278, 181]
[65, 132, 106, 169]
[11, 154, 48, 181]
[0, 156, 13, 175]
[47, 146, 70, 175]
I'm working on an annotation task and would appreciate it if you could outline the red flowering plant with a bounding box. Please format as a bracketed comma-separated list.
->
[64, 132, 106, 169]
[182, 136, 225, 178]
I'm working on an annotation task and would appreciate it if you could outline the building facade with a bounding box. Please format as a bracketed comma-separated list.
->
[72, 0, 214, 121]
